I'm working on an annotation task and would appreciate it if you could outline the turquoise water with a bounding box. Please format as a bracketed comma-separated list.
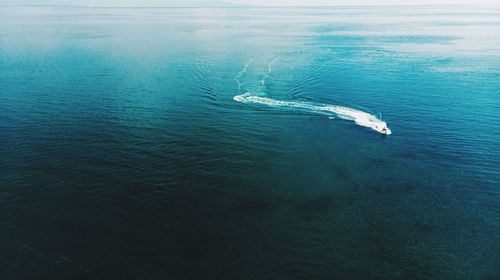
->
[1, 5, 500, 279]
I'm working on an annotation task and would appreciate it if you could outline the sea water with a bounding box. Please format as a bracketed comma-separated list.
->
[0, 5, 499, 279]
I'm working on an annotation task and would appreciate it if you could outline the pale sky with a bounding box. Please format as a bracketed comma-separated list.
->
[3, 0, 499, 6]
[229, 0, 498, 5]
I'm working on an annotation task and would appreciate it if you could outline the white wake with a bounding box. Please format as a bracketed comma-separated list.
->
[234, 60, 253, 95]
[233, 59, 391, 135]
[259, 57, 279, 87]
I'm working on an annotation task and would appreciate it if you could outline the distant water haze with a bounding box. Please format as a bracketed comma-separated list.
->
[3, 0, 500, 7]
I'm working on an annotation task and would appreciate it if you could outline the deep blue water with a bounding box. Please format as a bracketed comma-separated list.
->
[1, 5, 500, 279]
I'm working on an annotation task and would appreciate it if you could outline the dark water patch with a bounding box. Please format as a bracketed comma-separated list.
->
[400, 151, 419, 159]
[413, 222, 441, 235]
[367, 183, 417, 196]
[359, 221, 437, 279]
[290, 195, 336, 220]
[332, 166, 351, 181]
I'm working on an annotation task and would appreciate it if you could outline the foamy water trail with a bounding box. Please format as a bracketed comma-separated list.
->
[235, 60, 253, 94]
[260, 57, 279, 87]
[233, 60, 391, 135]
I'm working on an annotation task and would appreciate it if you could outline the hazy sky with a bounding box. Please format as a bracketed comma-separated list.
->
[229, 0, 499, 5]
[3, 0, 499, 6]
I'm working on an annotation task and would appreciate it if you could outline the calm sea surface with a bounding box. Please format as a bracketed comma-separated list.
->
[1, 5, 499, 279]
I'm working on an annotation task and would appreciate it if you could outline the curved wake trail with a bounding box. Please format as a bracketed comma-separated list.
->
[235, 60, 253, 94]
[260, 57, 279, 87]
[233, 59, 391, 135]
